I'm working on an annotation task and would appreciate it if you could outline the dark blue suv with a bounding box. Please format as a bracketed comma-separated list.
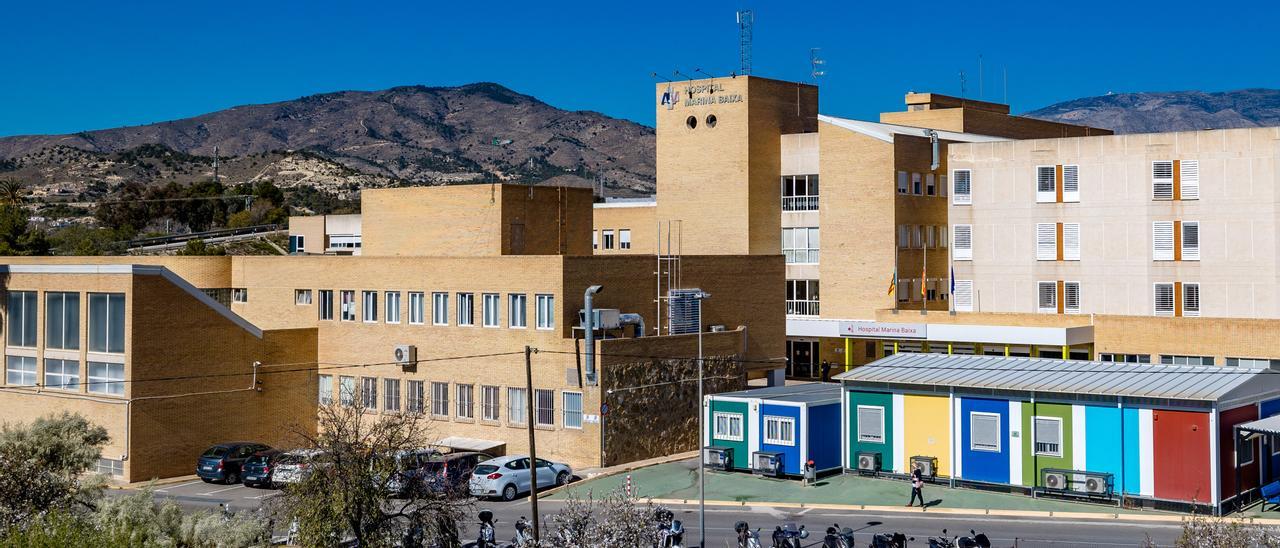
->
[197, 442, 271, 484]
[241, 449, 284, 488]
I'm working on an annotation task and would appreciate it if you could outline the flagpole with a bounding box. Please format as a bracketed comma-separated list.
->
[894, 236, 900, 312]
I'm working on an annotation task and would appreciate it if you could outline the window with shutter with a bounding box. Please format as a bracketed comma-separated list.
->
[939, 226, 948, 248]
[912, 173, 923, 195]
[1062, 223, 1081, 261]
[1036, 223, 1057, 261]
[1036, 166, 1056, 202]
[912, 226, 922, 249]
[926, 173, 936, 196]
[1034, 417, 1063, 457]
[953, 169, 972, 205]
[1064, 281, 1081, 314]
[897, 171, 909, 194]
[1037, 281, 1057, 313]
[1154, 283, 1175, 316]
[970, 412, 1001, 452]
[1182, 221, 1199, 261]
[1180, 160, 1200, 200]
[1152, 221, 1174, 261]
[953, 280, 974, 312]
[898, 225, 908, 249]
[857, 405, 885, 443]
[953, 225, 972, 260]
[1062, 165, 1080, 202]
[1152, 161, 1174, 200]
[1184, 283, 1200, 317]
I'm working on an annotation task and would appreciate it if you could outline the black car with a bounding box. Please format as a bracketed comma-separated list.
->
[196, 442, 271, 484]
[422, 452, 493, 494]
[241, 449, 284, 488]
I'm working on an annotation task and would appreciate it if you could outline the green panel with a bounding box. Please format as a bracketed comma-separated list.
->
[709, 399, 749, 470]
[847, 390, 894, 471]
[1022, 401, 1074, 486]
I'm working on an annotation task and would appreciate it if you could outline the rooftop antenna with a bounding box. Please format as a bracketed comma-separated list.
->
[959, 70, 968, 98]
[736, 10, 753, 75]
[810, 48, 826, 82]
[978, 54, 984, 99]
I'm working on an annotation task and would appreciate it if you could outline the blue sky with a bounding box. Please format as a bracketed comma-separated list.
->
[2, 0, 1278, 137]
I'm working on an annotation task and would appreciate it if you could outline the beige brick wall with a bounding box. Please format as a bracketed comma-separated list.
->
[287, 215, 326, 254]
[592, 203, 657, 255]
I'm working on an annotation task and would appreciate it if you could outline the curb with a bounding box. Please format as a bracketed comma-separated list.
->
[110, 474, 202, 491]
[534, 451, 698, 500]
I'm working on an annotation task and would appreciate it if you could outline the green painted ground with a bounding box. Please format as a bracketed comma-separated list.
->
[552, 460, 1152, 515]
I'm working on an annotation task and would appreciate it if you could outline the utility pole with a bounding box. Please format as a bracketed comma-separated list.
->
[525, 345, 540, 542]
[694, 291, 711, 548]
[213, 146, 220, 185]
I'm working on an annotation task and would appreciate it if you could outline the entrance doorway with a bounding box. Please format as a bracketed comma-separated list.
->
[787, 340, 819, 378]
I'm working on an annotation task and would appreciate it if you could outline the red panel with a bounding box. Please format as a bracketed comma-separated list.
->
[1153, 409, 1212, 503]
[1219, 405, 1260, 500]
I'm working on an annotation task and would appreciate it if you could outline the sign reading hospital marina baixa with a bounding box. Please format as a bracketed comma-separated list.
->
[659, 81, 744, 108]
[838, 321, 926, 339]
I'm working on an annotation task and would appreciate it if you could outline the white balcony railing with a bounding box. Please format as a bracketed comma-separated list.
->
[782, 196, 819, 212]
[786, 300, 820, 316]
[784, 249, 820, 264]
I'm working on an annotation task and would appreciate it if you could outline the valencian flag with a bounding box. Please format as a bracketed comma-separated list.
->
[886, 268, 896, 295]
[921, 263, 928, 299]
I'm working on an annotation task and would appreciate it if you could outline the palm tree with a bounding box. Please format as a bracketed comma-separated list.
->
[0, 179, 25, 207]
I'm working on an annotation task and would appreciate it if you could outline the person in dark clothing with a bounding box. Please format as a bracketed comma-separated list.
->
[820, 360, 832, 382]
[907, 463, 925, 510]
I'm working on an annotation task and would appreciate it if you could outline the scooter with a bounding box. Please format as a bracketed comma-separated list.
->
[955, 529, 991, 548]
[511, 516, 533, 547]
[655, 509, 685, 548]
[823, 523, 856, 548]
[473, 510, 497, 548]
[770, 523, 808, 548]
[735, 521, 763, 548]
[927, 529, 957, 548]
[870, 531, 913, 548]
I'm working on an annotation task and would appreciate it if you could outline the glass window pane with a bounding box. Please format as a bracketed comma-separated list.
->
[108, 294, 125, 353]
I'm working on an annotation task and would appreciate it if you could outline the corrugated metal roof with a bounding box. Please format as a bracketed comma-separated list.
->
[818, 115, 1009, 144]
[833, 353, 1269, 401]
[713, 382, 841, 405]
[1236, 415, 1280, 436]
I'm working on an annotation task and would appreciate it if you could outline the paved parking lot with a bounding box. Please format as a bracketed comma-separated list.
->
[115, 478, 285, 512]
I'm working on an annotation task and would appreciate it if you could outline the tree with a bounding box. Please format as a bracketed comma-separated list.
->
[270, 402, 472, 548]
[0, 412, 109, 530]
[0, 204, 50, 256]
[532, 488, 664, 548]
[0, 179, 25, 207]
[175, 238, 226, 256]
[49, 225, 126, 256]
[1176, 512, 1280, 547]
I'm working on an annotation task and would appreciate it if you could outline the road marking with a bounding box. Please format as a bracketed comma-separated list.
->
[199, 485, 247, 496]
[250, 493, 281, 500]
[154, 480, 204, 493]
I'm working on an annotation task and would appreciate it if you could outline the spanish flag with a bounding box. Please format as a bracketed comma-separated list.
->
[886, 269, 896, 295]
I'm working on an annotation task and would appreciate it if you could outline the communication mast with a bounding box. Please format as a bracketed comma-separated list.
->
[810, 48, 826, 82]
[736, 10, 753, 75]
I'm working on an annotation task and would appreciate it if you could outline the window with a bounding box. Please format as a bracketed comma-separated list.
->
[1033, 416, 1062, 457]
[295, 289, 312, 306]
[318, 374, 333, 405]
[925, 173, 936, 196]
[1181, 160, 1200, 200]
[1152, 161, 1174, 200]
[912, 173, 922, 195]
[535, 294, 554, 330]
[1062, 165, 1080, 202]
[786, 279, 820, 316]
[1184, 283, 1201, 318]
[951, 169, 972, 204]
[953, 225, 972, 260]
[362, 291, 378, 323]
[1152, 221, 1174, 261]
[97, 458, 124, 477]
[457, 293, 475, 326]
[910, 226, 922, 249]
[602, 230, 615, 250]
[1239, 429, 1256, 466]
[619, 229, 632, 250]
[407, 380, 424, 414]
[1154, 283, 1175, 317]
[431, 382, 449, 417]
[763, 415, 795, 446]
[6, 291, 37, 348]
[925, 226, 936, 249]
[782, 174, 820, 211]
[953, 280, 974, 312]
[970, 412, 1001, 452]
[1064, 281, 1081, 314]
[534, 389, 555, 426]
[378, 292, 398, 323]
[87, 361, 123, 395]
[88, 293, 125, 353]
[482, 385, 500, 421]
[6, 356, 36, 386]
[1182, 221, 1200, 261]
[44, 358, 79, 390]
[508, 387, 528, 424]
[409, 292, 425, 324]
[340, 290, 356, 321]
[232, 288, 248, 303]
[781, 227, 820, 264]
[713, 412, 744, 441]
[857, 405, 885, 443]
[361, 377, 378, 410]
[896, 171, 908, 194]
[1161, 355, 1215, 366]
[1099, 353, 1152, 364]
[293, 235, 305, 253]
[1037, 281, 1059, 313]
[482, 294, 500, 327]
[384, 381, 399, 409]
[509, 294, 527, 328]
[939, 226, 947, 248]
[432, 292, 449, 325]
[1036, 223, 1057, 261]
[338, 376, 356, 406]
[562, 391, 583, 429]
[329, 234, 361, 250]
[1227, 358, 1280, 369]
[457, 384, 474, 419]
[45, 292, 80, 350]
[318, 290, 334, 320]
[592, 230, 599, 250]
[897, 225, 908, 249]
[1063, 223, 1080, 261]
[1036, 165, 1056, 202]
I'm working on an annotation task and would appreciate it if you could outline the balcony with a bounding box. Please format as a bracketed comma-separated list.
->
[786, 300, 820, 316]
[782, 195, 819, 212]
[784, 249, 820, 264]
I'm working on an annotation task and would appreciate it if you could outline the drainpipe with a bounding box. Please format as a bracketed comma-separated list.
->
[584, 285, 604, 385]
[618, 313, 645, 338]
[927, 130, 940, 171]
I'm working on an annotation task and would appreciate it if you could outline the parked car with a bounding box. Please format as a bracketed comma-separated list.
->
[273, 449, 326, 485]
[421, 451, 493, 494]
[241, 449, 284, 488]
[468, 455, 572, 501]
[380, 448, 441, 497]
[196, 442, 271, 484]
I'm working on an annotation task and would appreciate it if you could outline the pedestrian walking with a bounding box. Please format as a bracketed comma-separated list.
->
[906, 463, 925, 510]
[820, 360, 832, 382]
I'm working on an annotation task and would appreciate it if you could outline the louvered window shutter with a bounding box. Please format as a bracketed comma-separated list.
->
[1036, 223, 1057, 260]
[953, 280, 974, 312]
[897, 171, 908, 194]
[1154, 283, 1175, 316]
[1064, 282, 1081, 313]
[953, 169, 972, 205]
[1182, 221, 1200, 261]
[1063, 223, 1081, 261]
[953, 225, 972, 260]
[1036, 166, 1056, 202]
[1037, 282, 1057, 312]
[1183, 283, 1200, 317]
[1152, 161, 1174, 200]
[1062, 165, 1080, 202]
[1152, 221, 1174, 261]
[970, 413, 1000, 451]
[1180, 160, 1200, 200]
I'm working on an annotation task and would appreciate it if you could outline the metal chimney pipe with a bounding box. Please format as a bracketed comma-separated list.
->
[583, 285, 604, 385]
[928, 129, 941, 171]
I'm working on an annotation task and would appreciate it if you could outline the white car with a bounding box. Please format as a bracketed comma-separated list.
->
[468, 455, 572, 501]
[272, 449, 326, 485]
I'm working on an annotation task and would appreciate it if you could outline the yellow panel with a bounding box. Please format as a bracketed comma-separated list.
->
[903, 394, 951, 477]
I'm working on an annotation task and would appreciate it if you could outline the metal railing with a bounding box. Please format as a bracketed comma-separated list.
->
[125, 223, 283, 248]
[783, 249, 819, 264]
[782, 196, 819, 211]
[786, 300, 820, 316]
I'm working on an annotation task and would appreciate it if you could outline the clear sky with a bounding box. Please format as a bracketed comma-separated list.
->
[3, 0, 1278, 137]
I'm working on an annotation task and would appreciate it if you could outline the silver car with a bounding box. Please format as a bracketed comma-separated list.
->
[272, 449, 325, 485]
[468, 455, 572, 501]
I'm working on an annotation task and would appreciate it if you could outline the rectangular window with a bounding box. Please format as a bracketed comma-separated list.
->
[857, 405, 885, 443]
[1062, 223, 1081, 261]
[361, 377, 378, 410]
[88, 293, 125, 353]
[338, 376, 356, 406]
[952, 169, 972, 205]
[482, 385, 500, 421]
[562, 391, 583, 429]
[763, 415, 795, 446]
[953, 280, 974, 312]
[362, 291, 378, 323]
[318, 374, 333, 405]
[1182, 221, 1200, 261]
[45, 292, 80, 350]
[713, 412, 744, 441]
[456, 384, 474, 419]
[925, 225, 936, 249]
[592, 230, 599, 250]
[1240, 430, 1256, 466]
[953, 225, 972, 260]
[1034, 416, 1063, 457]
[1181, 160, 1200, 200]
[482, 293, 500, 327]
[1064, 281, 1081, 314]
[43, 358, 79, 390]
[432, 292, 449, 326]
[97, 458, 124, 477]
[385, 292, 401, 323]
[897, 171, 908, 194]
[407, 380, 424, 414]
[1161, 355, 1215, 366]
[294, 235, 305, 253]
[508, 387, 528, 425]
[87, 361, 123, 395]
[970, 412, 1001, 452]
[5, 355, 36, 386]
[1184, 283, 1200, 318]
[339, 290, 356, 321]
[409, 292, 425, 324]
[1153, 221, 1174, 261]
[6, 291, 36, 348]
[925, 173, 936, 196]
[318, 290, 334, 320]
[897, 225, 908, 249]
[939, 226, 947, 248]
[1152, 161, 1174, 200]
[911, 226, 922, 249]
[619, 229, 632, 250]
[1062, 165, 1080, 202]
[781, 227, 820, 264]
[384, 378, 401, 412]
[1036, 165, 1057, 202]
[912, 172, 923, 195]
[431, 382, 449, 417]
[781, 174, 819, 211]
[457, 293, 475, 326]
[602, 230, 615, 250]
[534, 389, 555, 427]
[1099, 353, 1152, 364]
[1154, 283, 1175, 317]
[509, 294, 527, 328]
[295, 289, 312, 306]
[785, 279, 820, 316]
[1036, 223, 1057, 261]
[535, 294, 554, 330]
[232, 288, 248, 303]
[1226, 358, 1280, 369]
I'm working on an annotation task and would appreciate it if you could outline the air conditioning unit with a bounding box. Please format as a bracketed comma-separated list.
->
[578, 308, 621, 330]
[911, 455, 938, 478]
[704, 446, 732, 471]
[1077, 471, 1114, 496]
[1043, 471, 1068, 491]
[393, 345, 417, 369]
[856, 451, 881, 473]
[752, 451, 784, 478]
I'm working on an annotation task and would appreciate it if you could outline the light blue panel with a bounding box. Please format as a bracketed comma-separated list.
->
[1122, 407, 1142, 495]
[1084, 405, 1123, 492]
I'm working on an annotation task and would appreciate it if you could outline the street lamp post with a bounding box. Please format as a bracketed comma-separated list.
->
[694, 291, 711, 548]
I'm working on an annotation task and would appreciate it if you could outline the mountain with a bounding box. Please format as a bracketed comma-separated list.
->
[0, 83, 656, 196]
[1024, 89, 1280, 134]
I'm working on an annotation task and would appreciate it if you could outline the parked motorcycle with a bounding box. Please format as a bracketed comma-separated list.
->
[655, 509, 685, 548]
[473, 510, 497, 548]
[511, 516, 533, 547]
[735, 521, 763, 548]
[928, 528, 957, 548]
[770, 523, 808, 548]
[870, 531, 912, 548]
[955, 529, 991, 548]
[821, 523, 856, 548]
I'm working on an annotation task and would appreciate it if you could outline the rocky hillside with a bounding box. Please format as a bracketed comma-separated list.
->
[0, 83, 656, 196]
[1025, 89, 1280, 134]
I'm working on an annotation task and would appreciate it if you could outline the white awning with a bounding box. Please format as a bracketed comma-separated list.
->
[433, 436, 506, 453]
[1237, 416, 1280, 436]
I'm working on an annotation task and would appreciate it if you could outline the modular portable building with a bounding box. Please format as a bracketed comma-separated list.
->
[835, 353, 1280, 514]
[704, 383, 842, 477]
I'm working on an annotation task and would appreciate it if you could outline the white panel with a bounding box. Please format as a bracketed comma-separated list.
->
[1181, 160, 1200, 200]
[1073, 405, 1087, 472]
[949, 393, 958, 478]
[1063, 223, 1081, 261]
[798, 402, 810, 465]
[953, 280, 974, 312]
[1182, 221, 1200, 261]
[1062, 164, 1080, 202]
[953, 225, 973, 260]
[1210, 406, 1220, 506]
[1009, 400, 1023, 486]
[1035, 165, 1057, 203]
[893, 393, 906, 473]
[1152, 221, 1174, 261]
[952, 169, 972, 205]
[748, 400, 761, 457]
[1139, 409, 1155, 497]
[1152, 161, 1174, 200]
[1036, 223, 1057, 261]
